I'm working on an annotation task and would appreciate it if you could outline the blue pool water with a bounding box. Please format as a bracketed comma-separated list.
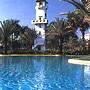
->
[0, 56, 90, 90]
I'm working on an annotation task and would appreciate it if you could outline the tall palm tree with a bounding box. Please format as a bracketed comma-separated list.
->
[46, 22, 59, 50]
[80, 21, 89, 53]
[0, 20, 21, 54]
[46, 18, 72, 54]
[67, 11, 90, 53]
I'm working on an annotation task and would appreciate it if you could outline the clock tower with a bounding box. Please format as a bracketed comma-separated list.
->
[32, 0, 48, 51]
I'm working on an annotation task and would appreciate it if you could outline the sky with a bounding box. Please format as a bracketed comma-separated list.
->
[0, 0, 75, 28]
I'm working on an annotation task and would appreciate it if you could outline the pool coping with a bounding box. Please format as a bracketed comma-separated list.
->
[0, 54, 63, 57]
[1, 54, 90, 65]
[0, 54, 89, 57]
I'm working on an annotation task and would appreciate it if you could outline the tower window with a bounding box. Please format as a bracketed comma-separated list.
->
[39, 16, 42, 20]
[39, 2, 42, 5]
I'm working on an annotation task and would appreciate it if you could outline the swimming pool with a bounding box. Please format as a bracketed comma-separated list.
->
[0, 56, 90, 90]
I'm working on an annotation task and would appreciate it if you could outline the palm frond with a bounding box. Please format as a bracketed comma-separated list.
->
[62, 0, 90, 16]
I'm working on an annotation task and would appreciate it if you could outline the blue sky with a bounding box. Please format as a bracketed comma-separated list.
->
[0, 0, 75, 27]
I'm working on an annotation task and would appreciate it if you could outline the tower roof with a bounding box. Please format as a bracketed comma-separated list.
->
[36, 0, 48, 3]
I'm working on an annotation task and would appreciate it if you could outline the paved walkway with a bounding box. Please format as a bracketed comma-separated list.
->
[68, 59, 90, 65]
[68, 55, 90, 65]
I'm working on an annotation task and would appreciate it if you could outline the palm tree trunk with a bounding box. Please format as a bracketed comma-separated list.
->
[59, 35, 63, 54]
[82, 31, 85, 54]
[4, 31, 7, 54]
[4, 37, 7, 54]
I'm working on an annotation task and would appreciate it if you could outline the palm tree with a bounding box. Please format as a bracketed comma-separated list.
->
[46, 22, 60, 51]
[61, 0, 90, 16]
[46, 18, 73, 54]
[67, 11, 90, 53]
[0, 19, 21, 54]
[79, 21, 89, 53]
[20, 26, 36, 50]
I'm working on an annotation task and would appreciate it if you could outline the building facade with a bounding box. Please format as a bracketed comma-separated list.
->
[32, 0, 48, 51]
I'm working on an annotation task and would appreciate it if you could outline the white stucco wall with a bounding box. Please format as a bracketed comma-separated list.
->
[35, 2, 47, 20]
[85, 33, 90, 40]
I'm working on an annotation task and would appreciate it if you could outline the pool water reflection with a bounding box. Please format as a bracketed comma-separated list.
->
[0, 56, 90, 90]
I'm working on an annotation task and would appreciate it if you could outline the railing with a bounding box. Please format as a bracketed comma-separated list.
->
[32, 19, 48, 24]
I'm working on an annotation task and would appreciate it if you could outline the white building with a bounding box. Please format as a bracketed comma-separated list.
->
[32, 0, 48, 51]
[85, 33, 90, 41]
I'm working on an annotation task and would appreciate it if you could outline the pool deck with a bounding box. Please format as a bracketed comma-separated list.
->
[68, 55, 90, 65]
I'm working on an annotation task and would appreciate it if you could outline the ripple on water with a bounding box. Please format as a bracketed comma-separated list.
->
[0, 56, 89, 90]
